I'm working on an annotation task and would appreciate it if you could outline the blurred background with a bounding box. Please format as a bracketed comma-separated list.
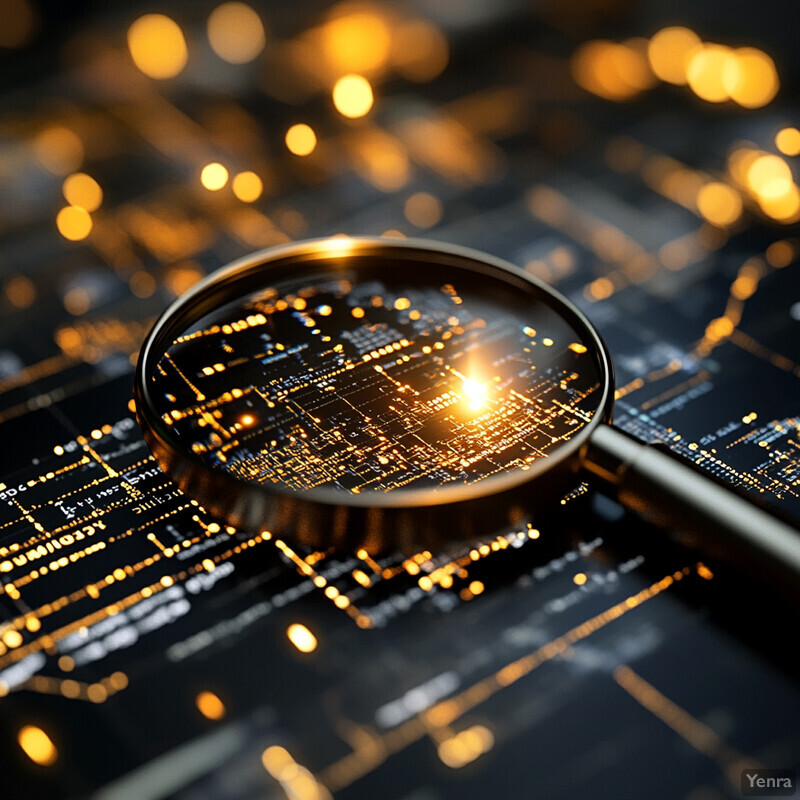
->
[1, 1, 800, 798]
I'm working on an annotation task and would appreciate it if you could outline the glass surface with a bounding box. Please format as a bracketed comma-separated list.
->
[149, 266, 603, 496]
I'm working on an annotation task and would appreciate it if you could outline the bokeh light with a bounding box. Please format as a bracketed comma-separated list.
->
[647, 27, 701, 85]
[32, 126, 83, 176]
[207, 2, 266, 64]
[127, 14, 188, 80]
[332, 74, 374, 118]
[285, 124, 317, 156]
[696, 182, 743, 227]
[62, 173, 103, 212]
[56, 206, 93, 241]
[200, 163, 229, 191]
[686, 44, 733, 103]
[321, 8, 392, 74]
[232, 171, 263, 202]
[18, 725, 57, 766]
[776, 127, 800, 157]
[722, 47, 779, 108]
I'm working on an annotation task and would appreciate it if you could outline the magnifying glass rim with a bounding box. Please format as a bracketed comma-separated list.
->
[134, 236, 615, 510]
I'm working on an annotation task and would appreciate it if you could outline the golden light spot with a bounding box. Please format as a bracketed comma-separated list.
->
[56, 205, 92, 241]
[748, 155, 793, 197]
[232, 171, 263, 202]
[586, 277, 614, 301]
[202, 559, 216, 572]
[6, 275, 36, 309]
[2, 629, 23, 648]
[32, 126, 83, 176]
[722, 47, 779, 109]
[351, 306, 365, 319]
[332, 74, 373, 119]
[569, 342, 587, 354]
[461, 378, 487, 412]
[62, 173, 102, 212]
[261, 745, 295, 779]
[18, 725, 57, 766]
[196, 690, 226, 720]
[284, 124, 317, 157]
[573, 572, 587, 585]
[646, 27, 701, 85]
[775, 127, 800, 157]
[765, 239, 794, 267]
[240, 414, 255, 426]
[321, 9, 391, 74]
[696, 182, 742, 227]
[404, 192, 442, 228]
[201, 162, 229, 191]
[686, 44, 733, 103]
[287, 623, 317, 653]
[705, 316, 734, 342]
[758, 184, 800, 222]
[469, 580, 484, 595]
[437, 725, 494, 769]
[87, 683, 107, 703]
[207, 2, 266, 64]
[571, 40, 655, 102]
[318, 304, 332, 316]
[542, 337, 554, 346]
[394, 297, 410, 310]
[127, 14, 188, 80]
[697, 563, 714, 580]
[392, 19, 449, 83]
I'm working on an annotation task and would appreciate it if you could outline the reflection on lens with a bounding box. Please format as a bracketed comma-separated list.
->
[149, 269, 602, 499]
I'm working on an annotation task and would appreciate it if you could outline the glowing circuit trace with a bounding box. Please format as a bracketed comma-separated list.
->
[151, 273, 602, 497]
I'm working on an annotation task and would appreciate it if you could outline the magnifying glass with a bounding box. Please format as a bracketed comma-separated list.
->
[134, 237, 800, 587]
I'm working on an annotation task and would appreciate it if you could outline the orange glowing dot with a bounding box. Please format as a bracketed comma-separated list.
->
[321, 10, 391, 74]
[775, 127, 800, 157]
[571, 40, 655, 102]
[722, 47, 779, 109]
[232, 171, 263, 202]
[2, 629, 23, 648]
[62, 172, 102, 211]
[461, 378, 487, 411]
[196, 690, 226, 720]
[201, 162, 229, 191]
[696, 182, 742, 227]
[285, 124, 317, 156]
[569, 342, 588, 354]
[332, 74, 373, 119]
[469, 580, 484, 595]
[747, 154, 793, 200]
[287, 623, 317, 653]
[32, 126, 83, 176]
[404, 192, 442, 229]
[573, 572, 587, 585]
[646, 27, 701, 85]
[686, 44, 733, 103]
[18, 725, 57, 766]
[56, 206, 92, 241]
[207, 2, 266, 64]
[240, 414, 255, 426]
[127, 14, 188, 80]
[6, 275, 36, 309]
[351, 306, 365, 319]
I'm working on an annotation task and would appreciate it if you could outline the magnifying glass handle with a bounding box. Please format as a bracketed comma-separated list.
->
[583, 424, 800, 593]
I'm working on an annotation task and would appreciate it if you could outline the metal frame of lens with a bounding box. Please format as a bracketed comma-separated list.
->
[134, 237, 615, 550]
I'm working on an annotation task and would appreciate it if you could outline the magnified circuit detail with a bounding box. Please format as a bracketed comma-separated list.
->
[150, 270, 603, 496]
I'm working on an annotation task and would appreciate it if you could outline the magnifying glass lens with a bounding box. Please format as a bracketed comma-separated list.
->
[145, 255, 604, 504]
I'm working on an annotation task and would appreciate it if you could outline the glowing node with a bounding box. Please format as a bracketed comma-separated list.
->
[196, 690, 226, 720]
[285, 124, 317, 156]
[287, 623, 317, 653]
[127, 14, 188, 80]
[56, 206, 92, 241]
[332, 74, 374, 119]
[232, 171, 263, 202]
[207, 2, 266, 64]
[775, 127, 800, 157]
[201, 162, 229, 191]
[62, 173, 102, 211]
[18, 725, 57, 766]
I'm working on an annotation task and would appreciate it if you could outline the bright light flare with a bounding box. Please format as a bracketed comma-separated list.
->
[332, 74, 374, 118]
[461, 378, 488, 412]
